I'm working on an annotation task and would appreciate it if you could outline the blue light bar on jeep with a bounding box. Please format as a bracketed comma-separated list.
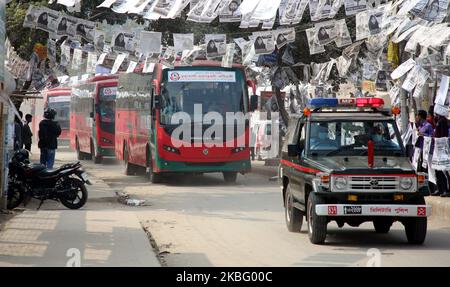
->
[309, 98, 339, 108]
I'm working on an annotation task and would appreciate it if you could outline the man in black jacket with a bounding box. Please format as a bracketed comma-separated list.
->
[22, 114, 33, 152]
[38, 109, 61, 169]
[14, 111, 23, 151]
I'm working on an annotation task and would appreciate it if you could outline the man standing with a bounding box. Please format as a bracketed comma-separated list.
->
[432, 113, 450, 197]
[22, 114, 33, 152]
[38, 109, 61, 169]
[14, 111, 23, 151]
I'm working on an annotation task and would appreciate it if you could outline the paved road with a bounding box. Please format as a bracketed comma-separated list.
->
[67, 150, 450, 267]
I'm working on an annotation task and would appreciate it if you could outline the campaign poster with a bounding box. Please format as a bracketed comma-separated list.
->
[344, 0, 367, 16]
[205, 34, 227, 58]
[219, 0, 241, 23]
[251, 33, 276, 55]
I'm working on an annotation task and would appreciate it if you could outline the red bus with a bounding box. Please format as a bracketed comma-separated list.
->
[70, 75, 118, 163]
[37, 88, 71, 145]
[115, 61, 257, 183]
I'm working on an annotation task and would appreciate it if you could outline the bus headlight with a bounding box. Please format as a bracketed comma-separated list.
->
[400, 177, 413, 190]
[163, 145, 180, 154]
[232, 147, 246, 153]
[333, 177, 348, 191]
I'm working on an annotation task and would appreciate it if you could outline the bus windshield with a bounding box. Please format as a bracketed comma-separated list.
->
[48, 96, 70, 129]
[99, 86, 117, 134]
[308, 120, 404, 157]
[160, 69, 247, 125]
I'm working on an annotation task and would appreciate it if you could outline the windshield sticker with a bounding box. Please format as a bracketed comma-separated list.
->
[102, 87, 118, 97]
[48, 96, 71, 103]
[168, 71, 236, 82]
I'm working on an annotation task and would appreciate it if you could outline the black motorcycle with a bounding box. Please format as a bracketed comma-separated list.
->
[7, 149, 91, 210]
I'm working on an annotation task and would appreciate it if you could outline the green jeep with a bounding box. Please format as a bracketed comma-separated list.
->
[279, 98, 430, 245]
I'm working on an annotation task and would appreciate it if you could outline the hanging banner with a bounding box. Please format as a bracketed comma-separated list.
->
[47, 39, 57, 63]
[344, 0, 367, 16]
[252, 0, 282, 20]
[402, 65, 420, 92]
[140, 31, 162, 54]
[356, 8, 384, 40]
[390, 58, 416, 80]
[222, 43, 236, 68]
[56, 15, 77, 38]
[274, 28, 296, 49]
[334, 19, 352, 47]
[126, 60, 138, 73]
[431, 137, 450, 170]
[98, 0, 118, 8]
[86, 52, 98, 74]
[306, 27, 325, 55]
[280, 0, 308, 26]
[422, 136, 432, 168]
[112, 29, 138, 53]
[26, 7, 60, 34]
[410, 0, 449, 23]
[71, 48, 83, 71]
[96, 52, 108, 66]
[219, 0, 242, 23]
[76, 19, 96, 42]
[130, 0, 158, 14]
[205, 34, 227, 58]
[314, 20, 337, 46]
[60, 44, 72, 67]
[111, 53, 128, 74]
[173, 33, 194, 52]
[412, 147, 421, 171]
[251, 32, 276, 55]
[94, 30, 106, 52]
[160, 47, 176, 68]
[434, 103, 449, 117]
[112, 0, 139, 14]
[435, 75, 449, 105]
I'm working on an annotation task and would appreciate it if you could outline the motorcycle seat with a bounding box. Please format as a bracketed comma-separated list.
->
[29, 164, 47, 173]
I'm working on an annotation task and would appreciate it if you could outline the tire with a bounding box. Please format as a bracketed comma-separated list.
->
[124, 145, 135, 176]
[59, 178, 88, 210]
[7, 182, 25, 210]
[373, 219, 392, 234]
[76, 139, 84, 160]
[285, 184, 303, 232]
[147, 152, 162, 184]
[307, 192, 328, 244]
[223, 172, 238, 183]
[404, 197, 427, 244]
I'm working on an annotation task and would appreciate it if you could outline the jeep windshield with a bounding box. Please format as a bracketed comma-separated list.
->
[308, 120, 404, 156]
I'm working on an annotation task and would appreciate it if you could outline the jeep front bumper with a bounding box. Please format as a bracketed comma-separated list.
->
[315, 204, 431, 217]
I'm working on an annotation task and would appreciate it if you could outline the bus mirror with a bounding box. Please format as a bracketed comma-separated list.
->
[288, 144, 299, 157]
[250, 95, 258, 112]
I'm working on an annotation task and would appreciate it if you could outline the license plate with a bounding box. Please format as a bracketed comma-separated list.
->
[80, 173, 89, 181]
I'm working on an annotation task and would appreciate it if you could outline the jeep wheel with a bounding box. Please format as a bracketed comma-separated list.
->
[373, 219, 392, 234]
[307, 192, 327, 244]
[285, 184, 303, 232]
[404, 197, 427, 244]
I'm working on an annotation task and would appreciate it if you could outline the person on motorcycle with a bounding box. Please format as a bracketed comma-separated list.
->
[38, 109, 61, 169]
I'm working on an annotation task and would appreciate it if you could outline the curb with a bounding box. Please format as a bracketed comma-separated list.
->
[250, 166, 450, 221]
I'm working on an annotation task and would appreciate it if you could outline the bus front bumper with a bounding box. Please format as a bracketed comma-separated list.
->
[156, 159, 251, 174]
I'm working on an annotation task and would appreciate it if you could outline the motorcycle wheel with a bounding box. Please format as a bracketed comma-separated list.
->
[7, 183, 25, 210]
[59, 178, 88, 210]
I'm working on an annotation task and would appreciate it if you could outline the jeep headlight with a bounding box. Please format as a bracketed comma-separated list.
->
[400, 177, 413, 190]
[334, 177, 348, 191]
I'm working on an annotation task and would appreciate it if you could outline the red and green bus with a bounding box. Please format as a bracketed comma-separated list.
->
[115, 61, 257, 183]
[70, 75, 118, 163]
[37, 88, 72, 145]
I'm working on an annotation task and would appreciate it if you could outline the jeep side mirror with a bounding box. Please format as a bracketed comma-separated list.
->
[288, 144, 299, 157]
[405, 143, 414, 157]
[249, 95, 258, 112]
